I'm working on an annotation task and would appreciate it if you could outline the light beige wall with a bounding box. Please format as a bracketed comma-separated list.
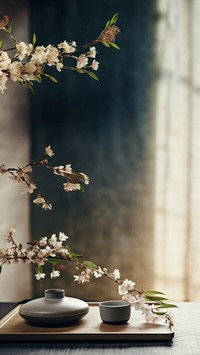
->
[0, 0, 32, 301]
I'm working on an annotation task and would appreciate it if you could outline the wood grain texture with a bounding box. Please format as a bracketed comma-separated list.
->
[0, 303, 200, 354]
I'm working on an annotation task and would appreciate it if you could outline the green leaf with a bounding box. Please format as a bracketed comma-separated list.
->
[76, 69, 85, 74]
[66, 246, 72, 253]
[109, 42, 120, 49]
[70, 255, 78, 263]
[0, 40, 2, 49]
[43, 74, 58, 83]
[19, 243, 23, 250]
[153, 310, 167, 316]
[156, 303, 178, 309]
[110, 13, 118, 25]
[102, 42, 110, 48]
[26, 82, 35, 95]
[32, 33, 37, 45]
[105, 20, 110, 28]
[83, 261, 97, 270]
[36, 75, 42, 83]
[145, 290, 166, 296]
[71, 253, 82, 258]
[8, 22, 12, 33]
[87, 71, 99, 81]
[48, 258, 58, 264]
[4, 22, 12, 34]
[70, 253, 82, 263]
[37, 264, 43, 273]
[145, 296, 168, 302]
[27, 80, 34, 86]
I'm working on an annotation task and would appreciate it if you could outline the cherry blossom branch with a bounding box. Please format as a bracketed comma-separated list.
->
[0, 228, 177, 327]
[0, 145, 89, 210]
[0, 14, 120, 94]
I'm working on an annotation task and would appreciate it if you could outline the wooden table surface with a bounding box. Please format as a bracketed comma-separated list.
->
[0, 302, 200, 354]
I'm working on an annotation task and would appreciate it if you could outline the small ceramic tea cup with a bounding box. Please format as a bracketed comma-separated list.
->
[99, 300, 131, 324]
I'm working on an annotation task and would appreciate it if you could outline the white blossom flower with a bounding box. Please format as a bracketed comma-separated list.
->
[91, 60, 99, 71]
[16, 42, 33, 60]
[26, 43, 34, 55]
[58, 40, 76, 53]
[60, 248, 70, 257]
[8, 62, 22, 82]
[33, 196, 46, 206]
[45, 145, 54, 157]
[40, 246, 56, 257]
[65, 164, 72, 174]
[132, 295, 146, 310]
[18, 165, 32, 178]
[54, 164, 73, 176]
[46, 45, 59, 66]
[118, 279, 135, 296]
[39, 237, 47, 247]
[76, 54, 88, 69]
[113, 269, 120, 280]
[54, 164, 73, 177]
[80, 172, 89, 184]
[88, 46, 96, 58]
[74, 269, 92, 284]
[23, 61, 38, 80]
[56, 62, 63, 72]
[63, 182, 81, 191]
[49, 234, 62, 249]
[21, 183, 37, 194]
[141, 304, 157, 323]
[93, 267, 104, 278]
[58, 232, 68, 241]
[31, 46, 47, 65]
[42, 202, 52, 210]
[35, 272, 46, 280]
[26, 254, 36, 263]
[50, 270, 60, 279]
[53, 165, 64, 176]
[49, 234, 57, 245]
[121, 293, 135, 303]
[0, 51, 11, 70]
[0, 72, 8, 94]
[26, 249, 36, 260]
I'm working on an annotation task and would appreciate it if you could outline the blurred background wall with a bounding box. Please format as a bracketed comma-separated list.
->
[0, 0, 32, 301]
[1, 0, 200, 302]
[29, 0, 156, 301]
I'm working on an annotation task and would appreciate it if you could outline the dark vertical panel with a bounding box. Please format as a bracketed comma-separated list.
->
[29, 0, 156, 300]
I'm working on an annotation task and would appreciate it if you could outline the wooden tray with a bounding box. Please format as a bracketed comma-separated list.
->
[0, 303, 174, 342]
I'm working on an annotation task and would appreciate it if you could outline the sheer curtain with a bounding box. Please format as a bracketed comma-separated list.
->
[154, 0, 200, 301]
